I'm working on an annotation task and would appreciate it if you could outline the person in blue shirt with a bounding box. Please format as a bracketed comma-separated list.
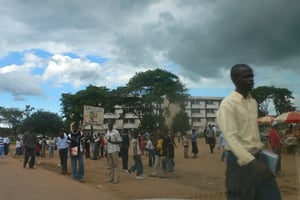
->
[56, 128, 69, 175]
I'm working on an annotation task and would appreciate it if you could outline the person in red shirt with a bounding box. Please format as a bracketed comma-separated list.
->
[269, 121, 282, 175]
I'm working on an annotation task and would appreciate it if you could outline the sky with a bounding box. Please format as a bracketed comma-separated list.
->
[1, 0, 300, 116]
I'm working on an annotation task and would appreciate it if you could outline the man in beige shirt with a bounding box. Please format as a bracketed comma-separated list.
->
[217, 64, 281, 200]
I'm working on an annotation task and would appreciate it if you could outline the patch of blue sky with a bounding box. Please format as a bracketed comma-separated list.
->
[63, 52, 80, 59]
[188, 88, 230, 98]
[86, 55, 108, 64]
[29, 49, 53, 58]
[0, 51, 24, 67]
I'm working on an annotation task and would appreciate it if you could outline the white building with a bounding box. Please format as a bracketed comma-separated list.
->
[87, 96, 223, 133]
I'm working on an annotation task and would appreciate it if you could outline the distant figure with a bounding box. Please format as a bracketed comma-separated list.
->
[49, 136, 55, 158]
[23, 125, 38, 169]
[127, 130, 144, 180]
[269, 121, 281, 175]
[149, 129, 167, 178]
[218, 132, 226, 161]
[57, 128, 69, 175]
[15, 137, 22, 157]
[3, 135, 10, 155]
[67, 122, 85, 182]
[120, 129, 130, 172]
[145, 135, 155, 167]
[206, 124, 216, 153]
[182, 132, 189, 159]
[104, 122, 122, 184]
[191, 129, 199, 158]
[0, 134, 4, 158]
[217, 64, 281, 199]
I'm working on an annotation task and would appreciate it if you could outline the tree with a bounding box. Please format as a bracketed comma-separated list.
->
[125, 68, 188, 131]
[19, 110, 64, 136]
[0, 106, 25, 135]
[251, 86, 295, 116]
[60, 85, 110, 127]
[171, 110, 191, 134]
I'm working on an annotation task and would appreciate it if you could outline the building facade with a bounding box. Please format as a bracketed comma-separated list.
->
[185, 96, 223, 133]
[87, 96, 223, 133]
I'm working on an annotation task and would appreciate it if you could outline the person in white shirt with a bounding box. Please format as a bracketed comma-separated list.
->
[104, 121, 122, 184]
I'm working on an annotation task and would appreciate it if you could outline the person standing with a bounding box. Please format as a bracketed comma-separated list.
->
[104, 121, 122, 184]
[120, 129, 130, 172]
[84, 132, 92, 159]
[206, 124, 216, 153]
[3, 135, 10, 155]
[269, 121, 282, 175]
[57, 128, 69, 175]
[15, 137, 22, 157]
[67, 122, 85, 182]
[49, 136, 55, 158]
[217, 64, 281, 199]
[191, 129, 199, 158]
[0, 134, 4, 158]
[22, 125, 38, 169]
[182, 132, 189, 159]
[127, 130, 144, 180]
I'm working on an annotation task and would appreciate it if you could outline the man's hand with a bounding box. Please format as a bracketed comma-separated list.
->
[249, 159, 274, 179]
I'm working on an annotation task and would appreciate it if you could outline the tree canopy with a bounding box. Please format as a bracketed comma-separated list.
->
[251, 86, 295, 116]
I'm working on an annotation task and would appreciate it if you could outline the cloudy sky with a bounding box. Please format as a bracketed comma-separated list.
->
[1, 0, 300, 115]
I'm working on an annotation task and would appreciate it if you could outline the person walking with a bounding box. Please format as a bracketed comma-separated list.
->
[104, 121, 122, 184]
[127, 130, 144, 180]
[206, 124, 216, 153]
[269, 121, 282, 175]
[145, 135, 155, 167]
[57, 128, 69, 175]
[191, 129, 199, 158]
[22, 125, 38, 169]
[217, 64, 281, 200]
[182, 132, 189, 159]
[218, 132, 226, 161]
[149, 129, 167, 178]
[67, 122, 85, 182]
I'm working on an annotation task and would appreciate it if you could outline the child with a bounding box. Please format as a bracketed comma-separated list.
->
[15, 137, 22, 157]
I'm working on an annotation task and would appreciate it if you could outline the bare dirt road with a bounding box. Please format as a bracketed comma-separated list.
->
[1, 138, 300, 200]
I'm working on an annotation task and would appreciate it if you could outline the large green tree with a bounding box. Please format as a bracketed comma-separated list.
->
[251, 86, 295, 116]
[19, 110, 64, 136]
[60, 85, 110, 126]
[0, 105, 34, 135]
[125, 68, 188, 132]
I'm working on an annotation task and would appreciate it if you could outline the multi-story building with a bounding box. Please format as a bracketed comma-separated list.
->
[87, 96, 223, 133]
[185, 96, 223, 133]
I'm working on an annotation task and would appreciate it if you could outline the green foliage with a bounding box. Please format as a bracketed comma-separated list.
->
[171, 110, 191, 133]
[251, 86, 295, 116]
[60, 85, 110, 126]
[19, 110, 64, 136]
[125, 68, 188, 130]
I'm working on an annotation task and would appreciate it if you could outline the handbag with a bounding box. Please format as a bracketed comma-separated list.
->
[71, 146, 78, 156]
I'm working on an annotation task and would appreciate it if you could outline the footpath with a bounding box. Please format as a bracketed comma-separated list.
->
[0, 156, 122, 200]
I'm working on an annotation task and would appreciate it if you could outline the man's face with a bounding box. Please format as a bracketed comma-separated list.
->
[234, 66, 254, 93]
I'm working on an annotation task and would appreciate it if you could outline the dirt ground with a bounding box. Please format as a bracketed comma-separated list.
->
[12, 138, 300, 200]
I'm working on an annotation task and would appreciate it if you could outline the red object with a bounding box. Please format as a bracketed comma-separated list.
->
[269, 128, 281, 148]
[274, 111, 300, 123]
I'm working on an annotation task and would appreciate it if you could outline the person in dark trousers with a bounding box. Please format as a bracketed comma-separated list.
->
[67, 122, 85, 182]
[23, 125, 38, 169]
[217, 64, 281, 200]
[120, 129, 130, 172]
[57, 128, 69, 174]
[191, 129, 199, 158]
